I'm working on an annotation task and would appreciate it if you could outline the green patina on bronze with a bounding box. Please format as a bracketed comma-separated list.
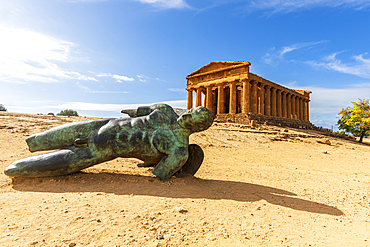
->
[4, 104, 213, 181]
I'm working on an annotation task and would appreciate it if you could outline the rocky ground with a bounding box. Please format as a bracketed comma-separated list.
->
[1, 111, 370, 246]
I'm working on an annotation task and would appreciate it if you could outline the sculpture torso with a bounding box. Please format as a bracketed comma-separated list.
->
[93, 108, 190, 163]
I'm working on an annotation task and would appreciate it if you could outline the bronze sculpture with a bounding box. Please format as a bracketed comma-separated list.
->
[4, 104, 213, 180]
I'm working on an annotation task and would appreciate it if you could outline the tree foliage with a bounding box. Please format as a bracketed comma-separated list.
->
[57, 109, 79, 117]
[337, 99, 370, 143]
[0, 104, 7, 112]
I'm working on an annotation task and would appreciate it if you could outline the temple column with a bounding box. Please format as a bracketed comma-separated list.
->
[291, 95, 296, 119]
[299, 97, 304, 120]
[276, 89, 282, 117]
[258, 83, 265, 115]
[271, 88, 277, 117]
[203, 90, 206, 107]
[305, 100, 310, 121]
[187, 90, 193, 109]
[297, 98, 301, 120]
[250, 80, 258, 113]
[196, 87, 202, 107]
[287, 93, 292, 119]
[242, 79, 250, 113]
[264, 85, 271, 116]
[229, 81, 237, 114]
[282, 91, 287, 118]
[217, 84, 225, 115]
[205, 86, 213, 112]
[295, 96, 300, 120]
[303, 99, 308, 121]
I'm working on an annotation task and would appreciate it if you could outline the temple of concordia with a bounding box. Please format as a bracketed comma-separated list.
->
[186, 61, 313, 128]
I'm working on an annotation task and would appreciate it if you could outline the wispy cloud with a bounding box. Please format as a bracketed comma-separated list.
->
[68, 0, 189, 9]
[137, 75, 149, 82]
[137, 0, 189, 9]
[306, 52, 370, 79]
[52, 100, 187, 112]
[168, 88, 185, 93]
[262, 40, 327, 65]
[0, 26, 98, 84]
[77, 82, 129, 93]
[97, 73, 134, 82]
[156, 77, 167, 82]
[248, 0, 370, 14]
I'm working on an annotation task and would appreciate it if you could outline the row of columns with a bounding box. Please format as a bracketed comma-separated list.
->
[187, 79, 310, 121]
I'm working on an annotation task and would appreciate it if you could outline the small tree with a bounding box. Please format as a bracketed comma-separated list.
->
[0, 104, 7, 112]
[337, 99, 370, 143]
[57, 109, 79, 117]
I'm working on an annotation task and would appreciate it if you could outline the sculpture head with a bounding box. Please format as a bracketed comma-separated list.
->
[177, 106, 214, 133]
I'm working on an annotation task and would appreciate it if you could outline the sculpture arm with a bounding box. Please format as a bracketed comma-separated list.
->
[151, 130, 189, 180]
[121, 103, 177, 118]
[152, 146, 188, 181]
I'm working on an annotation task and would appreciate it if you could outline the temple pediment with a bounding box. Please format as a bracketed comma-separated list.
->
[187, 61, 250, 79]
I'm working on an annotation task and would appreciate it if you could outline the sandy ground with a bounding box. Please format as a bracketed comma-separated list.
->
[1, 111, 370, 247]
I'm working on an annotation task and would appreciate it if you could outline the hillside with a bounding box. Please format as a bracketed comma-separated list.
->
[1, 112, 370, 246]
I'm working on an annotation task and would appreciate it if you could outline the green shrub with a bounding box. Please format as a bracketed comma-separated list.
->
[0, 104, 7, 112]
[333, 130, 347, 136]
[57, 109, 79, 117]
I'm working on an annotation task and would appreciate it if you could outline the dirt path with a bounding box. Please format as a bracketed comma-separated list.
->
[1, 112, 370, 246]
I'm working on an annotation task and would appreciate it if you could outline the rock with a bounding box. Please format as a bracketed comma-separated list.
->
[250, 120, 257, 128]
[317, 139, 331, 145]
[174, 206, 188, 214]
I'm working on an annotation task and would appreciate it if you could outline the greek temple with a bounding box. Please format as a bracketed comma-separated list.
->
[186, 61, 312, 127]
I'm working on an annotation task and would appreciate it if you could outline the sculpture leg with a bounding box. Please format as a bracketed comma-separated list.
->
[4, 147, 111, 177]
[177, 144, 204, 175]
[26, 118, 112, 152]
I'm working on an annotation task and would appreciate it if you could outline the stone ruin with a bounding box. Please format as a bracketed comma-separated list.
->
[186, 61, 313, 129]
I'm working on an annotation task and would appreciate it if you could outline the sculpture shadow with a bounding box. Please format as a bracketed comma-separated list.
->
[11, 172, 343, 216]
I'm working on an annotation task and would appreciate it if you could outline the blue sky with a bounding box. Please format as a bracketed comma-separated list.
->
[1, 0, 370, 129]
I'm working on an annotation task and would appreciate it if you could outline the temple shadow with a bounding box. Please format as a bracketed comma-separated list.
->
[11, 172, 343, 216]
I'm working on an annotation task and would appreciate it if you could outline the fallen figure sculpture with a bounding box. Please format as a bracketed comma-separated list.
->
[4, 104, 214, 181]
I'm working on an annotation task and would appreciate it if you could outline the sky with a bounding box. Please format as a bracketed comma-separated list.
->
[1, 0, 370, 129]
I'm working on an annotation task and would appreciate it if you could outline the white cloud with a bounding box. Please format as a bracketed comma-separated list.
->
[51, 100, 187, 112]
[97, 73, 134, 82]
[306, 52, 370, 79]
[6, 100, 187, 116]
[306, 85, 370, 128]
[248, 0, 370, 14]
[0, 26, 97, 83]
[262, 41, 327, 65]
